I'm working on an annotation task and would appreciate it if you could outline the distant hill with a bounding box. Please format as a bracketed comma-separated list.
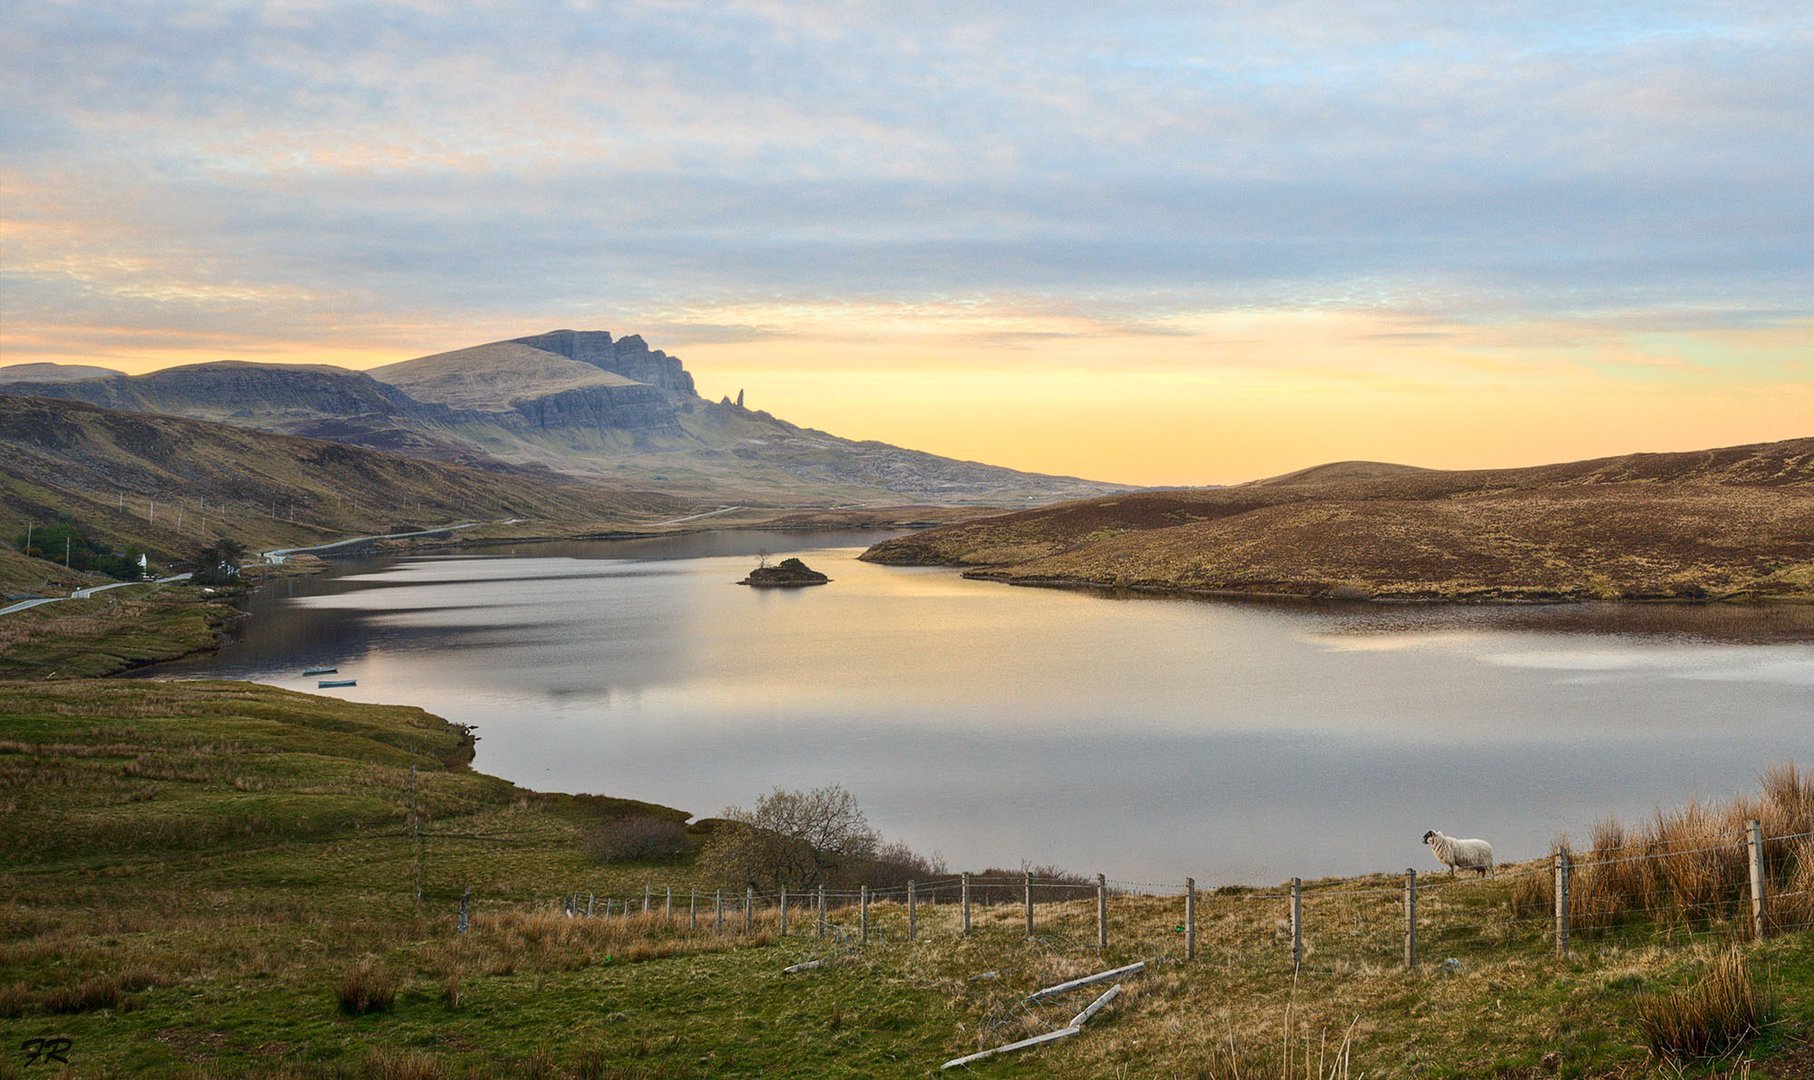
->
[369, 343, 644, 408]
[1, 331, 1130, 506]
[862, 438, 1814, 602]
[0, 362, 123, 382]
[0, 394, 683, 561]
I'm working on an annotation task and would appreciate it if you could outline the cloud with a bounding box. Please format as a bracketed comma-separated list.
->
[1, 1, 1810, 366]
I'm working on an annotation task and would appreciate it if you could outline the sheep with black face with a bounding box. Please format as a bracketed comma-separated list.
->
[1423, 829, 1494, 877]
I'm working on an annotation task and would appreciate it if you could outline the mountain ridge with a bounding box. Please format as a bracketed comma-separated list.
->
[0, 332, 1130, 506]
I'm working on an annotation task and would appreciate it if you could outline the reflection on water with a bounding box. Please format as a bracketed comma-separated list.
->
[142, 530, 1814, 883]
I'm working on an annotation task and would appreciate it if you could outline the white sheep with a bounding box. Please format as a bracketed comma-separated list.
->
[1422, 829, 1494, 877]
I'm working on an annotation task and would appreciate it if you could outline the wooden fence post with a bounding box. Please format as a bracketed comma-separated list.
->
[587, 892, 595, 917]
[1554, 848, 1570, 957]
[908, 881, 917, 942]
[1747, 818, 1768, 941]
[715, 890, 723, 936]
[665, 885, 672, 922]
[1185, 877, 1196, 961]
[689, 889, 697, 930]
[644, 883, 651, 915]
[1290, 877, 1303, 972]
[861, 885, 870, 944]
[745, 887, 754, 934]
[458, 888, 471, 935]
[1024, 871, 1034, 939]
[961, 873, 971, 937]
[1096, 873, 1107, 951]
[780, 886, 789, 936]
[1404, 868, 1417, 970]
[818, 884, 827, 939]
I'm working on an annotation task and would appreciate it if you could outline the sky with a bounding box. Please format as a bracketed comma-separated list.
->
[2, 2, 1810, 485]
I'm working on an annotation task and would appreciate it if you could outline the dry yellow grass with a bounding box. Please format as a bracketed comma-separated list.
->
[867, 437, 1814, 602]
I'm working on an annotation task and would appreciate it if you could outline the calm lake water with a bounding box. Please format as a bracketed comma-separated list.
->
[144, 530, 1814, 884]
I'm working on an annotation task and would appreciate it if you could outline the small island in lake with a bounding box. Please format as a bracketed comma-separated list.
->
[739, 557, 830, 587]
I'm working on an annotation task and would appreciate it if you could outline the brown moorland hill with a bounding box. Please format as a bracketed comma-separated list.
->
[0, 394, 683, 560]
[861, 438, 1814, 602]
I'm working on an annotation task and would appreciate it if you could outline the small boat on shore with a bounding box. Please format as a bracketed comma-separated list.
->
[303, 666, 338, 676]
[318, 679, 357, 688]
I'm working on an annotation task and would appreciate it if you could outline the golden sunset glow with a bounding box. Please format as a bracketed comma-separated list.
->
[2, 4, 1808, 485]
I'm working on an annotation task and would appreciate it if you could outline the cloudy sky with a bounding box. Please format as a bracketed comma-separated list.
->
[3, 2, 1810, 483]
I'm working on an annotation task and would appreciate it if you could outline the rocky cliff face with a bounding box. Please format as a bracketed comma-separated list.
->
[508, 330, 697, 396]
[498, 382, 684, 439]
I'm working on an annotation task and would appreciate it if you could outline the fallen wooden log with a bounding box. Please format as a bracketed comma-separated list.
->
[1023, 960, 1146, 1004]
[783, 959, 826, 974]
[939, 1025, 1080, 1070]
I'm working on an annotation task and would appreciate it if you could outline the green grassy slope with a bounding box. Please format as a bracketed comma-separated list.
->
[864, 437, 1814, 602]
[0, 587, 237, 679]
[0, 394, 688, 563]
[0, 546, 87, 597]
[3, 681, 1814, 1077]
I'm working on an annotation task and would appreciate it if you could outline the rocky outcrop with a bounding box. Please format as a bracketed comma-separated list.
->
[499, 382, 683, 439]
[508, 330, 697, 396]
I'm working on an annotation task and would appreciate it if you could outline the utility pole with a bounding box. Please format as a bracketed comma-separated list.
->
[24, 522, 31, 555]
[65, 535, 71, 568]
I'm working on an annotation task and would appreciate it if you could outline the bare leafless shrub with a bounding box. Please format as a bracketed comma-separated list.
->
[584, 816, 688, 864]
[859, 839, 949, 890]
[698, 784, 879, 891]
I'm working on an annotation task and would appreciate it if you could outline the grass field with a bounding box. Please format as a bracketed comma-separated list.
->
[0, 587, 237, 680]
[3, 680, 1814, 1077]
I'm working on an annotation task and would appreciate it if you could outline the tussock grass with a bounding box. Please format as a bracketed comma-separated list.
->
[1566, 765, 1814, 933]
[335, 960, 400, 1015]
[1636, 950, 1771, 1060]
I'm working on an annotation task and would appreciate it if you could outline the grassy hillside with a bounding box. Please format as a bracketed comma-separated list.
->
[0, 546, 87, 597]
[0, 394, 687, 563]
[368, 343, 642, 408]
[3, 680, 1814, 1077]
[864, 438, 1814, 602]
[0, 588, 237, 680]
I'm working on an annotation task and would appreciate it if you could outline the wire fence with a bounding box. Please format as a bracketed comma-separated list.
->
[439, 820, 1814, 975]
